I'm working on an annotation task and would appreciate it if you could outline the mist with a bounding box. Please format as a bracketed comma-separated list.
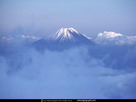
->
[0, 33, 136, 99]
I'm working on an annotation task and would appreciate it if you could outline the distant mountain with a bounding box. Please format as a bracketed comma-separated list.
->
[33, 28, 94, 51]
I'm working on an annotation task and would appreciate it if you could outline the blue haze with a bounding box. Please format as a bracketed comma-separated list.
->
[0, 0, 136, 99]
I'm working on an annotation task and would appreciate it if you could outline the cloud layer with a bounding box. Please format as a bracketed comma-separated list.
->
[0, 31, 136, 99]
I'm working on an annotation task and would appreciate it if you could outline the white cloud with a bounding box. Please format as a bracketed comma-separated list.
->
[0, 45, 136, 99]
[97, 31, 123, 38]
[20, 35, 41, 40]
[0, 31, 136, 99]
[95, 31, 136, 45]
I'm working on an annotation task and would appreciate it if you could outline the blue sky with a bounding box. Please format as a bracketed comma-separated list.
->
[0, 0, 136, 36]
[0, 0, 136, 99]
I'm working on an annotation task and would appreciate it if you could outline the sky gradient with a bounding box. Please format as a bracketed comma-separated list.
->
[0, 0, 136, 37]
[0, 0, 136, 99]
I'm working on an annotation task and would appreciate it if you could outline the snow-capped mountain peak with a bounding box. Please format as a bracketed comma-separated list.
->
[33, 27, 94, 51]
[52, 27, 81, 41]
[47, 27, 94, 48]
[57, 27, 79, 35]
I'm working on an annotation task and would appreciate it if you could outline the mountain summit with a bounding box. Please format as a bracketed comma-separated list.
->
[52, 28, 80, 41]
[33, 27, 94, 51]
[51, 27, 93, 44]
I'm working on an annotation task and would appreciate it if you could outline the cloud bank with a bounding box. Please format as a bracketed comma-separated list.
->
[0, 31, 136, 99]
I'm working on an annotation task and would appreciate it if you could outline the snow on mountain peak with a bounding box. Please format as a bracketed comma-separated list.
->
[50, 27, 93, 46]
[52, 27, 80, 41]
[60, 27, 79, 34]
[57, 27, 79, 36]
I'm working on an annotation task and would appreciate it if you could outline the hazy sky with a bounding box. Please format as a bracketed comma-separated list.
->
[0, 0, 136, 37]
[0, 0, 136, 99]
